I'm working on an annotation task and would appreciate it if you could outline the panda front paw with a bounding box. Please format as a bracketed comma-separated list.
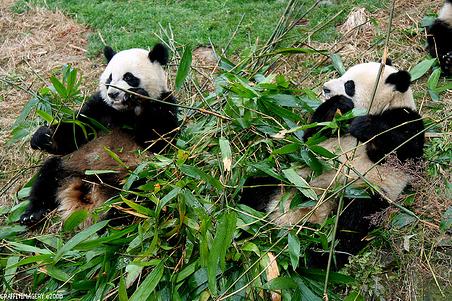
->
[19, 207, 50, 226]
[349, 115, 374, 141]
[30, 126, 54, 151]
[125, 88, 149, 103]
[441, 52, 452, 75]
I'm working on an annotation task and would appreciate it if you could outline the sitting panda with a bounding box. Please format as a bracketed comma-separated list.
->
[20, 43, 178, 226]
[427, 0, 452, 75]
[241, 62, 425, 268]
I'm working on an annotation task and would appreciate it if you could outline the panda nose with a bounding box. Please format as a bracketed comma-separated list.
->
[108, 92, 119, 99]
[323, 87, 331, 94]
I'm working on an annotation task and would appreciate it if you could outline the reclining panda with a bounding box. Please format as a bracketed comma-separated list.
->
[20, 43, 178, 226]
[241, 61, 425, 268]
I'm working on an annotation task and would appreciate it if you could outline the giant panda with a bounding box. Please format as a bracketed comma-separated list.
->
[241, 61, 425, 268]
[427, 0, 452, 75]
[19, 43, 178, 226]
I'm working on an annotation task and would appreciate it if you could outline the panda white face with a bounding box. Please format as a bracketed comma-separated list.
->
[439, 0, 452, 24]
[322, 62, 416, 114]
[99, 47, 168, 111]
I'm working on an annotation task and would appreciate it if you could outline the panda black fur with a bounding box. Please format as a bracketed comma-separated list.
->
[427, 0, 452, 75]
[20, 43, 178, 226]
[241, 62, 425, 268]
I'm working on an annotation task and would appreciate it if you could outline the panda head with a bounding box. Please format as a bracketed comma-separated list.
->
[439, 0, 452, 25]
[99, 43, 169, 111]
[322, 62, 416, 114]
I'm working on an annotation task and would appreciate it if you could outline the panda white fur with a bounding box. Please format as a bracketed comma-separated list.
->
[241, 62, 425, 268]
[20, 43, 178, 226]
[427, 0, 452, 75]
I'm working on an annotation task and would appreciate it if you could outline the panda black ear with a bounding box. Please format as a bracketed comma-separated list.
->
[385, 58, 392, 66]
[149, 43, 169, 66]
[385, 70, 411, 93]
[104, 46, 116, 63]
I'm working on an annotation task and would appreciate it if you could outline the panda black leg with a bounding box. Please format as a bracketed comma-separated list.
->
[20, 157, 64, 226]
[334, 195, 388, 268]
[307, 195, 388, 270]
[240, 176, 282, 211]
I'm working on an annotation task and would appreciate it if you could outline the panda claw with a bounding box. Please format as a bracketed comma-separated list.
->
[30, 126, 54, 151]
[441, 52, 452, 75]
[20, 208, 49, 226]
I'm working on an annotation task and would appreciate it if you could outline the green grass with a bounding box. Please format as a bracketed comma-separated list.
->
[14, 0, 386, 56]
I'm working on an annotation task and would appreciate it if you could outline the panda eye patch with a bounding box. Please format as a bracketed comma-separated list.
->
[123, 72, 140, 87]
[344, 80, 355, 97]
[106, 74, 112, 86]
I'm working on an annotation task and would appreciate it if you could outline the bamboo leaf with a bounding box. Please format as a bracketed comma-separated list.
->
[308, 145, 335, 158]
[179, 164, 222, 191]
[176, 260, 198, 283]
[4, 256, 19, 290]
[219, 137, 232, 172]
[207, 211, 237, 295]
[36, 109, 54, 124]
[391, 213, 417, 229]
[12, 254, 53, 268]
[300, 149, 322, 174]
[273, 143, 299, 155]
[175, 46, 192, 90]
[330, 54, 346, 75]
[119, 274, 129, 301]
[125, 263, 144, 288]
[288, 232, 301, 270]
[11, 97, 39, 128]
[121, 196, 153, 216]
[410, 58, 436, 81]
[123, 162, 148, 191]
[427, 68, 441, 90]
[264, 277, 298, 290]
[84, 169, 120, 175]
[63, 210, 88, 232]
[0, 225, 27, 239]
[282, 168, 318, 200]
[129, 261, 164, 301]
[157, 187, 181, 215]
[45, 265, 72, 282]
[7, 241, 53, 255]
[103, 147, 128, 169]
[50, 76, 67, 98]
[54, 220, 109, 262]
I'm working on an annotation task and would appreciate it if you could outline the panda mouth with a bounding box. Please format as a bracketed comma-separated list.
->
[108, 88, 150, 110]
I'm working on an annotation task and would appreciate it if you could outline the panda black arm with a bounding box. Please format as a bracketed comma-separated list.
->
[427, 19, 452, 75]
[30, 92, 117, 155]
[349, 107, 424, 162]
[303, 95, 354, 140]
[133, 91, 179, 152]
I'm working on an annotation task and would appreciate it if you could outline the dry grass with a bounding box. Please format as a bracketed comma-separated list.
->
[0, 1, 100, 208]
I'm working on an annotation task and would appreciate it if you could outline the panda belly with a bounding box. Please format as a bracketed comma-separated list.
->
[56, 130, 146, 222]
[267, 135, 410, 226]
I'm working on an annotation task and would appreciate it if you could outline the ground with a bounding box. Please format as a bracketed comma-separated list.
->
[0, 0, 102, 209]
[0, 0, 450, 300]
